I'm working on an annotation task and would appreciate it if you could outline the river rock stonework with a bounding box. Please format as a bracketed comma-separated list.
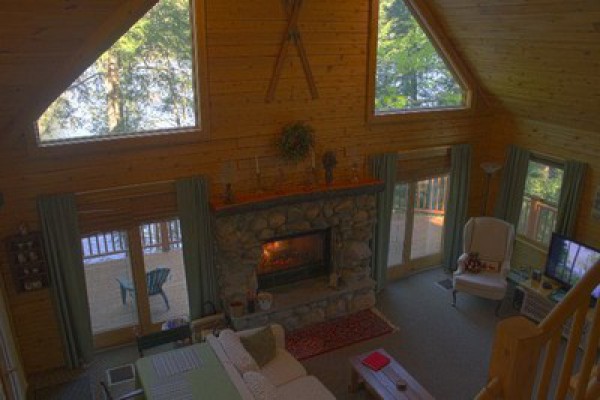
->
[213, 192, 379, 330]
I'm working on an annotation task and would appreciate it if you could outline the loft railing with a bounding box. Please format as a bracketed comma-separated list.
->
[476, 261, 600, 399]
[82, 220, 182, 259]
[517, 195, 558, 245]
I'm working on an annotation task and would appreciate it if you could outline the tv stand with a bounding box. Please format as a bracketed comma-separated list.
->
[518, 279, 593, 346]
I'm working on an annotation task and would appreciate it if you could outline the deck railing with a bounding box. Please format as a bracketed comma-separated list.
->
[82, 219, 182, 259]
[476, 261, 600, 399]
[517, 195, 558, 245]
[415, 176, 448, 214]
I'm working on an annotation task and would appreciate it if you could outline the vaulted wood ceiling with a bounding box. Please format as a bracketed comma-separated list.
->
[432, 0, 600, 132]
[1, 0, 599, 134]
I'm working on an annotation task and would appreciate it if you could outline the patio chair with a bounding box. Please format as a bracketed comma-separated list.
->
[117, 267, 171, 311]
[452, 217, 515, 315]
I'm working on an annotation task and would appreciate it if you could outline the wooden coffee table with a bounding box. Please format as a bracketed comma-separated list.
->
[349, 348, 434, 399]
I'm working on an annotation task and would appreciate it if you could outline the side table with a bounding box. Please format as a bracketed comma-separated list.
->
[349, 348, 434, 400]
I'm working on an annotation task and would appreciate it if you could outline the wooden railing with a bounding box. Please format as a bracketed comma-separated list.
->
[82, 219, 182, 259]
[476, 261, 600, 399]
[414, 176, 448, 214]
[518, 195, 558, 245]
[81, 230, 128, 259]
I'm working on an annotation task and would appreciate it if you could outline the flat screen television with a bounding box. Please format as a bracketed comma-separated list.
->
[544, 233, 600, 299]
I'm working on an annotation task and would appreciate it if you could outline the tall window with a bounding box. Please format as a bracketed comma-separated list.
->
[373, 0, 467, 114]
[517, 160, 564, 246]
[37, 0, 198, 144]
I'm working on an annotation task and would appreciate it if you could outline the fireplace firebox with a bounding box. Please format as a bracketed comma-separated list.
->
[257, 229, 331, 289]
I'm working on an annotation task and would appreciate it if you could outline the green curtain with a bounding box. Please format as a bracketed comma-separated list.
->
[371, 153, 398, 292]
[555, 160, 587, 236]
[176, 176, 218, 320]
[37, 194, 93, 369]
[442, 144, 472, 271]
[494, 145, 530, 226]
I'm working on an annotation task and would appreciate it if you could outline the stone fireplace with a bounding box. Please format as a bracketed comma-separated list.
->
[212, 180, 383, 330]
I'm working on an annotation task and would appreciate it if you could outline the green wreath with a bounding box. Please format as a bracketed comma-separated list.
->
[278, 122, 315, 162]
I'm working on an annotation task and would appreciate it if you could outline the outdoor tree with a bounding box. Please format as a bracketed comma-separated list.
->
[38, 0, 196, 142]
[375, 0, 463, 112]
[524, 161, 563, 205]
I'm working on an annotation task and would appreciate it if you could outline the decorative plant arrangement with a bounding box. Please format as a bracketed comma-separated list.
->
[278, 122, 315, 162]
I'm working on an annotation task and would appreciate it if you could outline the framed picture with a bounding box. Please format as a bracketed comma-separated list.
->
[593, 185, 600, 219]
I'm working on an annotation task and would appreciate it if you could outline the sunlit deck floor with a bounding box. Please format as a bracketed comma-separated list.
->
[84, 249, 189, 334]
[388, 212, 444, 267]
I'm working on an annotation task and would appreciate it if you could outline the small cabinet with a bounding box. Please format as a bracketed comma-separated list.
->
[5, 232, 49, 292]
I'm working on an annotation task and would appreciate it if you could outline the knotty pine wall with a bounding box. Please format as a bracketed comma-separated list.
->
[0, 0, 498, 374]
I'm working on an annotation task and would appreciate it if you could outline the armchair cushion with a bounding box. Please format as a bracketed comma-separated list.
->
[453, 271, 507, 300]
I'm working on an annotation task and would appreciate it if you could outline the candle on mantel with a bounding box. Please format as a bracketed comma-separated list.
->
[255, 156, 260, 174]
[311, 148, 315, 169]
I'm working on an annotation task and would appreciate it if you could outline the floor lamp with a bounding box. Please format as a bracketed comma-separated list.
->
[480, 162, 502, 215]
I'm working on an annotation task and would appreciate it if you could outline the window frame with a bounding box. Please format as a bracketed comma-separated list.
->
[516, 154, 564, 248]
[29, 0, 210, 154]
[366, 0, 475, 123]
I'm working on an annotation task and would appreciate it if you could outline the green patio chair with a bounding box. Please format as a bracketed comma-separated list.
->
[117, 267, 171, 311]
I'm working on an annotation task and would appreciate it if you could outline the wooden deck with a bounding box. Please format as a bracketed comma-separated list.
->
[84, 249, 189, 334]
[388, 212, 444, 267]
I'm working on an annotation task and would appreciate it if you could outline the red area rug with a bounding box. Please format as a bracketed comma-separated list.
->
[285, 309, 396, 360]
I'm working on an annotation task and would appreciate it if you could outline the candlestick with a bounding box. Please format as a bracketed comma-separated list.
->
[255, 156, 260, 175]
[255, 172, 263, 192]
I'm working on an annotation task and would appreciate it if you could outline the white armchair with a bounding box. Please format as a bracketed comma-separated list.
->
[452, 217, 515, 315]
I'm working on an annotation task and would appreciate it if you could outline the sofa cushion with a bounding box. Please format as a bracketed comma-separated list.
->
[240, 326, 277, 367]
[276, 376, 335, 400]
[218, 329, 259, 374]
[261, 348, 307, 387]
[242, 371, 281, 400]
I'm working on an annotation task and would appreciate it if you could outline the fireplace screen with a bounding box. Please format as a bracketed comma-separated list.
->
[257, 230, 330, 289]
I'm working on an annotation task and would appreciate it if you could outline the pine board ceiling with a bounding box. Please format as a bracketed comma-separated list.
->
[0, 0, 599, 134]
[432, 0, 600, 132]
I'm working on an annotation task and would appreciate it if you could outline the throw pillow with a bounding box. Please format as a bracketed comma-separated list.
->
[481, 259, 501, 272]
[218, 329, 259, 374]
[240, 326, 277, 368]
[242, 371, 280, 400]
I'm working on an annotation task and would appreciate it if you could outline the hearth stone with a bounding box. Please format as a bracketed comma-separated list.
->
[228, 277, 376, 331]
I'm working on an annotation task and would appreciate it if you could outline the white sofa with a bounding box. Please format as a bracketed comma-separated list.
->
[207, 324, 335, 400]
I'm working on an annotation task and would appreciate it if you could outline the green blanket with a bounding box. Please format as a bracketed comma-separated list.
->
[136, 343, 242, 399]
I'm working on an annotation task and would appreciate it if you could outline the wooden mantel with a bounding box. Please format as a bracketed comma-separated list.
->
[211, 178, 384, 217]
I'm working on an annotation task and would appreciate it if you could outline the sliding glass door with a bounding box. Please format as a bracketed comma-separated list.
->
[388, 175, 448, 278]
[82, 218, 189, 348]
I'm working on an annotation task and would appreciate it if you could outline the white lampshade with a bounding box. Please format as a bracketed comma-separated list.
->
[480, 162, 502, 175]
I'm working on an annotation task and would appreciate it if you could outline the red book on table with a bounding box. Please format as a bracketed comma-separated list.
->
[361, 351, 390, 371]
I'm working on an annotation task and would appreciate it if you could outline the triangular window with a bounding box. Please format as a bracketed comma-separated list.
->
[36, 0, 197, 144]
[374, 0, 467, 114]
